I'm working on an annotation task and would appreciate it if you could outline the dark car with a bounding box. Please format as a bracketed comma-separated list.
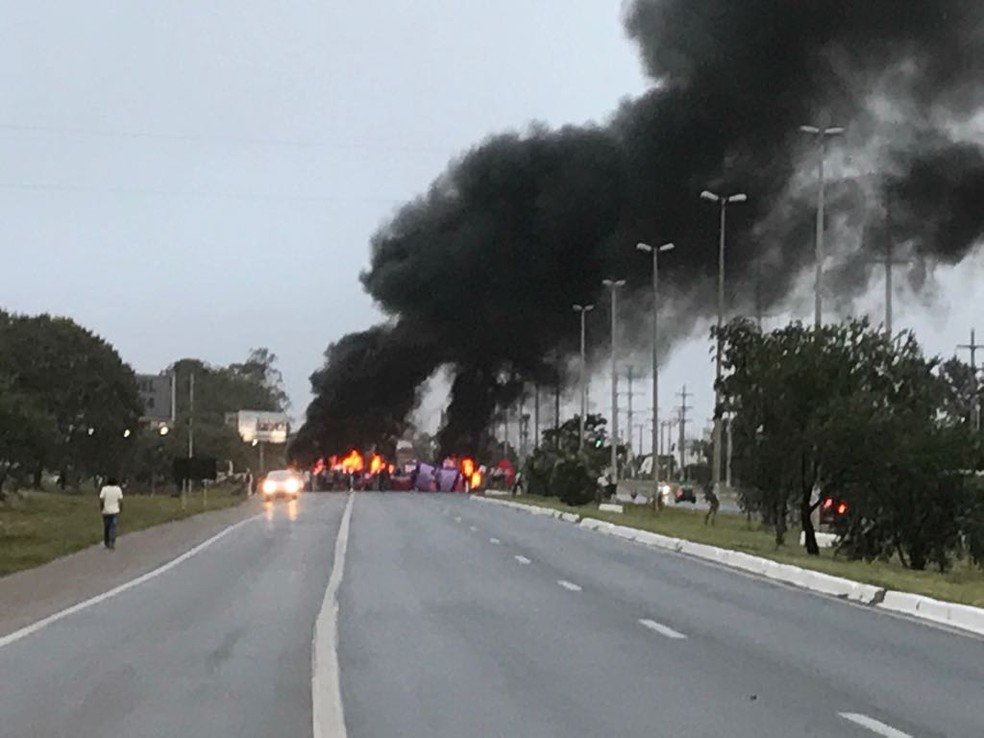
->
[820, 496, 849, 526]
[675, 484, 698, 504]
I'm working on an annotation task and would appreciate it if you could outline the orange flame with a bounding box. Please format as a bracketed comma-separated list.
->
[335, 449, 364, 473]
[461, 457, 475, 478]
[470, 471, 483, 489]
[369, 454, 384, 474]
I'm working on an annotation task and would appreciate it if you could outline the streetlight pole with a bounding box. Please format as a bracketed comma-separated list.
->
[573, 304, 595, 450]
[637, 242, 675, 490]
[799, 123, 844, 328]
[602, 279, 626, 480]
[700, 190, 747, 498]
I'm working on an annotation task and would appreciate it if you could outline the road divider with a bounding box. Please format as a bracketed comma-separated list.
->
[471, 495, 984, 637]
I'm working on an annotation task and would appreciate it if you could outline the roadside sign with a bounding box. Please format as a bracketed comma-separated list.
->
[236, 410, 289, 444]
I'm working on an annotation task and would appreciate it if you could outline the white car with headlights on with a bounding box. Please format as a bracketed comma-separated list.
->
[261, 469, 303, 501]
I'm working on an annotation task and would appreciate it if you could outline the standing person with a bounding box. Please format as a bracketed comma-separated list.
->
[704, 485, 720, 526]
[99, 477, 124, 549]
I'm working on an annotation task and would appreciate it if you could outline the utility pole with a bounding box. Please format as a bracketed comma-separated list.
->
[573, 304, 595, 450]
[554, 381, 561, 450]
[677, 385, 692, 480]
[183, 371, 195, 510]
[870, 196, 908, 339]
[701, 191, 746, 499]
[626, 365, 634, 455]
[725, 413, 733, 489]
[518, 394, 526, 461]
[533, 384, 540, 451]
[603, 278, 627, 479]
[799, 120, 845, 328]
[617, 366, 640, 454]
[958, 329, 983, 432]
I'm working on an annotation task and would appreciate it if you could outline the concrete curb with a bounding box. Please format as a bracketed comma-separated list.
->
[878, 591, 984, 634]
[471, 495, 984, 637]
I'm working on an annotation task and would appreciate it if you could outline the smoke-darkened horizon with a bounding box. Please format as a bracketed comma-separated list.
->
[294, 0, 984, 461]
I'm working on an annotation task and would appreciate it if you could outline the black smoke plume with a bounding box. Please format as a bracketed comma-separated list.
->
[296, 0, 984, 460]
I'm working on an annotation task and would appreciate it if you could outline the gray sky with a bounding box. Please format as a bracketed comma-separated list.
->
[2, 1, 981, 454]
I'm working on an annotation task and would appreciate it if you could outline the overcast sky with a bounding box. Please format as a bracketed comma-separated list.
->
[2, 1, 981, 454]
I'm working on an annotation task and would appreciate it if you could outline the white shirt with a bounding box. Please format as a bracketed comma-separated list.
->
[99, 485, 123, 515]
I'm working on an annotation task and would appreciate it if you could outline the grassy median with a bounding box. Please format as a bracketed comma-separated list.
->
[496, 494, 984, 608]
[0, 488, 244, 577]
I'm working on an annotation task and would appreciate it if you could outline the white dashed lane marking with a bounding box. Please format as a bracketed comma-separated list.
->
[514, 555, 532, 565]
[638, 619, 687, 640]
[838, 713, 912, 738]
[557, 580, 582, 592]
[469, 526, 478, 532]
[489, 537, 501, 544]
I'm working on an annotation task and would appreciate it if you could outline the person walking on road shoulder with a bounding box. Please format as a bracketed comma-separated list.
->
[704, 485, 720, 526]
[99, 477, 123, 549]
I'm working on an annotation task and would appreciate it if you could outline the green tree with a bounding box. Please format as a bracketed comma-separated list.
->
[718, 317, 982, 568]
[159, 351, 289, 479]
[0, 312, 142, 485]
[0, 376, 58, 497]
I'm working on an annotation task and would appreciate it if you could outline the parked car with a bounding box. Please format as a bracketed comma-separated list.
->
[675, 484, 698, 504]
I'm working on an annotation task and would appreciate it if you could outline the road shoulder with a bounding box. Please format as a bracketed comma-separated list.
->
[473, 495, 984, 638]
[0, 498, 261, 638]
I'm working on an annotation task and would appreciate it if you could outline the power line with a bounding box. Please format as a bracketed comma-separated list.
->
[0, 121, 456, 156]
[0, 181, 402, 204]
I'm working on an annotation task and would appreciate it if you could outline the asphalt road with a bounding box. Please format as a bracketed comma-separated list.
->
[0, 495, 344, 738]
[2, 492, 982, 737]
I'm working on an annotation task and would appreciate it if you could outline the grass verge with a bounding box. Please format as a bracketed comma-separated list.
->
[493, 494, 984, 608]
[0, 488, 244, 577]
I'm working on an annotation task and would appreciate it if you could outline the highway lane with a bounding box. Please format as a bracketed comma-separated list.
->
[2, 490, 981, 736]
[0, 494, 345, 738]
[342, 493, 983, 737]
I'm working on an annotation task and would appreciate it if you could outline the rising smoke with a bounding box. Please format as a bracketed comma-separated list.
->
[297, 0, 984, 460]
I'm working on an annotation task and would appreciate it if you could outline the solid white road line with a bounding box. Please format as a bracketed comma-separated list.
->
[514, 555, 532, 565]
[557, 580, 582, 592]
[489, 537, 501, 545]
[312, 492, 355, 738]
[838, 713, 912, 738]
[638, 618, 688, 640]
[0, 513, 261, 650]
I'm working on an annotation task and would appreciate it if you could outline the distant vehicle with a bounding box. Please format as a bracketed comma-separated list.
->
[261, 469, 303, 501]
[820, 496, 849, 526]
[675, 484, 697, 504]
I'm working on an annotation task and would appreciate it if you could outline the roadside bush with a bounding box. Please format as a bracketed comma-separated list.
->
[551, 457, 595, 506]
[524, 449, 556, 497]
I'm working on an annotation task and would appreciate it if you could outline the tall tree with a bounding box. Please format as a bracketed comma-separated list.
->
[0, 312, 142, 484]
